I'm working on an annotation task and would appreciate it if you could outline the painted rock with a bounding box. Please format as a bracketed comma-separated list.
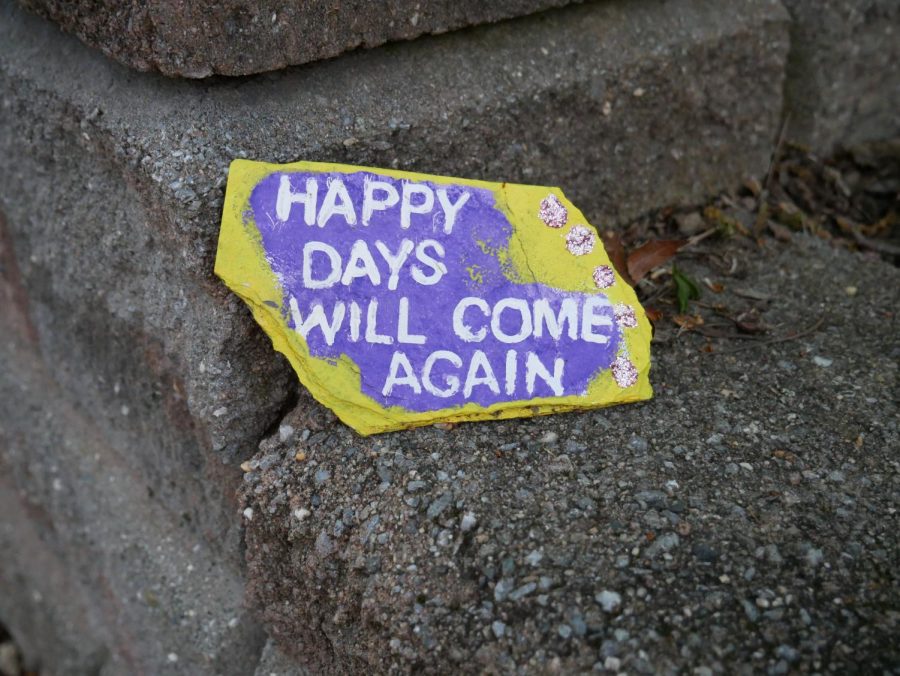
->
[216, 160, 652, 435]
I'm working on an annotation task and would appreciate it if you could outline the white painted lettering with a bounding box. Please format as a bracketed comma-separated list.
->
[276, 175, 318, 224]
[317, 178, 357, 227]
[382, 351, 421, 396]
[288, 297, 346, 347]
[525, 352, 564, 396]
[422, 350, 462, 397]
[400, 182, 434, 229]
[302, 241, 342, 289]
[533, 298, 578, 340]
[362, 179, 400, 226]
[491, 298, 533, 344]
[463, 350, 500, 398]
[453, 297, 489, 342]
[341, 240, 382, 287]
[436, 189, 471, 234]
[365, 299, 393, 345]
[411, 239, 447, 285]
[397, 297, 426, 345]
[375, 239, 414, 291]
[581, 296, 613, 344]
[504, 349, 517, 395]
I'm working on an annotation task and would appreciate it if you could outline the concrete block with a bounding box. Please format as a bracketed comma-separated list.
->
[782, 0, 900, 152]
[0, 0, 789, 672]
[19, 0, 581, 78]
[239, 239, 900, 672]
[0, 335, 268, 675]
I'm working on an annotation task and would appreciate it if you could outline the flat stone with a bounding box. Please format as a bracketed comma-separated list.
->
[216, 160, 651, 434]
[18, 0, 582, 78]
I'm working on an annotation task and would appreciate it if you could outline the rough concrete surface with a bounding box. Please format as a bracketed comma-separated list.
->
[1, 0, 896, 673]
[782, 0, 900, 153]
[240, 236, 900, 673]
[18, 0, 582, 78]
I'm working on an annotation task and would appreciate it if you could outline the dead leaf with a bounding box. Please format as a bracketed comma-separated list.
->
[672, 314, 704, 330]
[600, 230, 634, 286]
[626, 239, 685, 283]
[645, 307, 664, 323]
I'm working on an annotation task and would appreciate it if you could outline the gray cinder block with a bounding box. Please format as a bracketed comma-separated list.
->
[0, 0, 792, 673]
[782, 0, 900, 151]
[18, 0, 584, 78]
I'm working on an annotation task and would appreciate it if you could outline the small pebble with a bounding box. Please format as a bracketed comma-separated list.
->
[525, 549, 543, 566]
[278, 424, 295, 442]
[427, 493, 453, 520]
[460, 512, 478, 532]
[596, 590, 622, 613]
[806, 548, 824, 567]
[494, 578, 515, 602]
[628, 436, 649, 453]
[508, 582, 536, 601]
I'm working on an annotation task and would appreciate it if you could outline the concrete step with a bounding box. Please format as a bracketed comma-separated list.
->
[4, 0, 895, 673]
[1, 1, 788, 672]
[241, 235, 900, 672]
[18, 0, 585, 78]
[781, 0, 900, 152]
[0, 337, 266, 674]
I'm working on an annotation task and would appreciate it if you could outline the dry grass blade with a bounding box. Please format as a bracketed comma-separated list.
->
[713, 315, 826, 355]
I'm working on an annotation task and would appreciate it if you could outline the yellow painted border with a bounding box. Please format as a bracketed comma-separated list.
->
[215, 159, 652, 435]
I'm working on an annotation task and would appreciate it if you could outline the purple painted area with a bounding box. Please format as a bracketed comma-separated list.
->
[249, 170, 620, 412]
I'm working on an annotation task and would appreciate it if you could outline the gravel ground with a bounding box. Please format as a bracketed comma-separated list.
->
[239, 222, 899, 673]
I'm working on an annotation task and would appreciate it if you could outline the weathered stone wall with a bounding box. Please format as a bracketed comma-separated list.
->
[0, 0, 897, 673]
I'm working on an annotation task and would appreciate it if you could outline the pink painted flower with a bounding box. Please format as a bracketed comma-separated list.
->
[592, 265, 616, 289]
[539, 194, 568, 228]
[614, 303, 638, 328]
[565, 225, 595, 256]
[612, 356, 638, 388]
